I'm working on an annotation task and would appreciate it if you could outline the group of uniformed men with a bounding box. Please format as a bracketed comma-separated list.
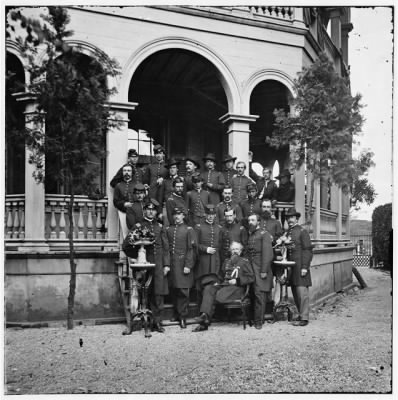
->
[112, 145, 313, 333]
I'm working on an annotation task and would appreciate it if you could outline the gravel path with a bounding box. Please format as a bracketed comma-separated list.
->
[5, 268, 392, 394]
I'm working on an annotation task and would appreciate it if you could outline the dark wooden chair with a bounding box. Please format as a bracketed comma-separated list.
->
[219, 285, 252, 329]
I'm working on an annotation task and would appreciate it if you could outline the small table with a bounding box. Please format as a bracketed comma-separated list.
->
[122, 241, 155, 338]
[272, 260, 296, 322]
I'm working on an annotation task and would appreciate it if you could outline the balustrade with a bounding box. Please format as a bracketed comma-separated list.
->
[44, 195, 108, 240]
[247, 6, 294, 19]
[4, 195, 25, 239]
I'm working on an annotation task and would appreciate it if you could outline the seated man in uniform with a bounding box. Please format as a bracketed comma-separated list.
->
[193, 241, 255, 332]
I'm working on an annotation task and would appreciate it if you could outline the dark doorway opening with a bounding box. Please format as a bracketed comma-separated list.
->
[128, 49, 229, 170]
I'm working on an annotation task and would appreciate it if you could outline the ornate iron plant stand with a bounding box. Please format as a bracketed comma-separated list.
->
[121, 241, 155, 338]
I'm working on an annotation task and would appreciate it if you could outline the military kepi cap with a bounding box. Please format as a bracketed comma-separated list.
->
[205, 204, 217, 214]
[172, 206, 185, 215]
[128, 149, 138, 157]
[144, 198, 160, 209]
[133, 183, 146, 192]
[247, 182, 257, 191]
[153, 144, 165, 154]
[192, 172, 203, 183]
[285, 207, 301, 218]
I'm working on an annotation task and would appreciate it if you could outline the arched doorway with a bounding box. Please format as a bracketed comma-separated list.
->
[128, 48, 229, 170]
[6, 52, 25, 194]
[249, 79, 291, 178]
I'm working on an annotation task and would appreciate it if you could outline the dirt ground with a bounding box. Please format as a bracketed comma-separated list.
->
[4, 267, 392, 394]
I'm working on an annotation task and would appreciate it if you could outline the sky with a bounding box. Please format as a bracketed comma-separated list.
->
[348, 7, 393, 221]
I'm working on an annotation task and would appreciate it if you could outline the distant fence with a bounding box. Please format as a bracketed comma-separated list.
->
[351, 234, 373, 267]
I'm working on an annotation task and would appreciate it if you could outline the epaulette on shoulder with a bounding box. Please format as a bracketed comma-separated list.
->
[241, 257, 249, 262]
[187, 226, 193, 230]
[217, 224, 223, 228]
[166, 226, 170, 230]
[239, 226, 244, 230]
[196, 224, 201, 227]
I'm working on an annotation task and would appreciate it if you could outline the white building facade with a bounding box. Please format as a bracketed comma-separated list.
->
[5, 6, 354, 323]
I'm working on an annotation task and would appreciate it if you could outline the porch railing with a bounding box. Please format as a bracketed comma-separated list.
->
[5, 195, 25, 239]
[44, 194, 108, 240]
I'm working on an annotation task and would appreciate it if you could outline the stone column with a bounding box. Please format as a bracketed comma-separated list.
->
[219, 113, 258, 167]
[106, 101, 138, 242]
[15, 93, 49, 251]
[340, 7, 353, 74]
[329, 8, 342, 50]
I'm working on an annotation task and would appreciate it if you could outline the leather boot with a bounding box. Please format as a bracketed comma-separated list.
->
[152, 322, 165, 333]
[179, 318, 187, 329]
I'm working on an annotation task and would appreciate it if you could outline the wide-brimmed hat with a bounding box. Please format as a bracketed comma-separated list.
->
[275, 169, 292, 179]
[133, 183, 146, 192]
[222, 154, 237, 163]
[165, 158, 180, 169]
[185, 155, 201, 169]
[128, 149, 138, 157]
[285, 207, 301, 218]
[153, 144, 165, 154]
[203, 153, 217, 162]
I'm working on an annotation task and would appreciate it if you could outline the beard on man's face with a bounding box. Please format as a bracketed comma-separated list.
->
[248, 224, 258, 233]
[262, 210, 271, 219]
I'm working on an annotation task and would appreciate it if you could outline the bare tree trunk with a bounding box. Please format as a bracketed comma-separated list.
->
[306, 173, 315, 228]
[67, 177, 76, 330]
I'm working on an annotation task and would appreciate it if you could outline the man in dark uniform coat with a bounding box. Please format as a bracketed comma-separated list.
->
[260, 198, 283, 242]
[110, 149, 145, 189]
[126, 183, 149, 230]
[275, 169, 295, 202]
[285, 207, 313, 326]
[159, 158, 181, 206]
[220, 208, 248, 264]
[231, 161, 253, 203]
[216, 185, 243, 225]
[245, 213, 274, 329]
[251, 167, 278, 202]
[184, 155, 201, 192]
[165, 177, 186, 224]
[240, 183, 262, 228]
[113, 164, 137, 213]
[144, 144, 168, 203]
[122, 199, 168, 332]
[221, 154, 237, 186]
[194, 204, 223, 305]
[200, 153, 225, 205]
[162, 207, 196, 328]
[186, 173, 210, 226]
[193, 241, 255, 331]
